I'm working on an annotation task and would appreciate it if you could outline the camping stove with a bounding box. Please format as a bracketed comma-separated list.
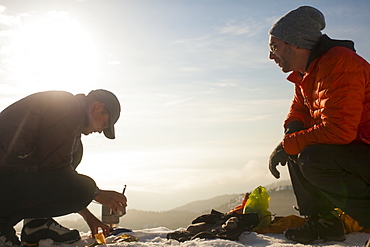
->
[101, 204, 120, 228]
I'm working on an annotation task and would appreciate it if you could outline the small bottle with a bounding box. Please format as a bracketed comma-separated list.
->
[102, 204, 119, 229]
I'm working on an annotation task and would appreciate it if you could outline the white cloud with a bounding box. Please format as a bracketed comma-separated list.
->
[0, 12, 21, 27]
[180, 67, 204, 72]
[108, 60, 121, 65]
[218, 21, 255, 36]
[165, 97, 194, 106]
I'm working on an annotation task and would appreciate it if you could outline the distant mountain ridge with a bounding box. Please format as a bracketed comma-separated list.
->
[171, 194, 240, 213]
[58, 180, 299, 231]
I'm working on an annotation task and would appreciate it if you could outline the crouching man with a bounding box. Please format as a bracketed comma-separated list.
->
[267, 6, 370, 244]
[0, 90, 127, 246]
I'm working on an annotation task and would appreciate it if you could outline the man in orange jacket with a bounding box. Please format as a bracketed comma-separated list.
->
[268, 6, 370, 244]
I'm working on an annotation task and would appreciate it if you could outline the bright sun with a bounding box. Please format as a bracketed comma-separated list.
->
[8, 11, 99, 94]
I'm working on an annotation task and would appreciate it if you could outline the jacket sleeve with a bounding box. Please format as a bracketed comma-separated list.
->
[283, 48, 367, 155]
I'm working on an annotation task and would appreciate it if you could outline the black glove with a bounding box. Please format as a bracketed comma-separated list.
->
[284, 121, 304, 135]
[269, 121, 304, 178]
[269, 142, 288, 179]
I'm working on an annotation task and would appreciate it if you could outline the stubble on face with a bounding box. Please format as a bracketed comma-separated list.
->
[278, 45, 296, 73]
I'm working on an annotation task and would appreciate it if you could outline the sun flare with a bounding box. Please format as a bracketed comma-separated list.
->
[7, 11, 99, 94]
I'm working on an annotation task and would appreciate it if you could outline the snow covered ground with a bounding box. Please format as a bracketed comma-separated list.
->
[35, 227, 370, 247]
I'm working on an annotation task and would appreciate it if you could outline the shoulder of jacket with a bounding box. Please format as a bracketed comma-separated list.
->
[313, 47, 363, 72]
[325, 46, 356, 57]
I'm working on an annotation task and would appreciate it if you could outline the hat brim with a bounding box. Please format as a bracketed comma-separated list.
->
[103, 127, 115, 139]
[103, 114, 116, 139]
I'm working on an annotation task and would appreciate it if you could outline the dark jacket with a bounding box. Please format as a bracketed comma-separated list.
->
[283, 35, 370, 154]
[0, 91, 87, 172]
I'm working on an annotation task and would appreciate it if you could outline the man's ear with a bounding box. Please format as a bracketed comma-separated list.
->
[93, 102, 105, 112]
[89, 102, 105, 113]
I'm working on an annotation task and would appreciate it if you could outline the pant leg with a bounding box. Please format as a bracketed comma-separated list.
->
[0, 171, 96, 226]
[297, 143, 370, 228]
[287, 158, 335, 215]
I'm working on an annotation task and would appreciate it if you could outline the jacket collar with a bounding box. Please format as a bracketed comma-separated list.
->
[287, 71, 304, 85]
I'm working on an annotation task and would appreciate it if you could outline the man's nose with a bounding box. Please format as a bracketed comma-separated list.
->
[269, 51, 275, 60]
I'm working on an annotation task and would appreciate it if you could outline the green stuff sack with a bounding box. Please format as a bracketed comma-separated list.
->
[243, 186, 271, 229]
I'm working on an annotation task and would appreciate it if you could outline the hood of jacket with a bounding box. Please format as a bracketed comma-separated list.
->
[306, 34, 356, 69]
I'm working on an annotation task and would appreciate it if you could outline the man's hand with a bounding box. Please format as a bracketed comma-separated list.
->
[269, 142, 289, 179]
[78, 208, 110, 236]
[94, 190, 127, 214]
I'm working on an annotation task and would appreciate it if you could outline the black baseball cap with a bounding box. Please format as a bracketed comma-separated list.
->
[88, 89, 121, 139]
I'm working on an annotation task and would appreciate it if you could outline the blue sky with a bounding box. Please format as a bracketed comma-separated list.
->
[0, 0, 369, 214]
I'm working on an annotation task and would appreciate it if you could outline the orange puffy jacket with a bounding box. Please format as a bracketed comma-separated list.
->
[283, 35, 370, 155]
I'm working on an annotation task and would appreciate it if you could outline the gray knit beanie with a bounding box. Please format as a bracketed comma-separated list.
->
[269, 6, 326, 49]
